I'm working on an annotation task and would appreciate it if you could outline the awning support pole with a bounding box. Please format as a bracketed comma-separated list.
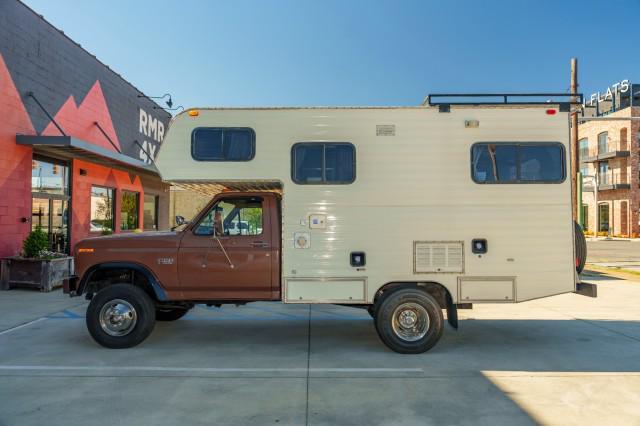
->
[26, 91, 66, 136]
[133, 139, 154, 164]
[93, 121, 122, 153]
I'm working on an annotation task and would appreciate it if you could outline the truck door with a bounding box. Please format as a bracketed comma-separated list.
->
[178, 195, 274, 299]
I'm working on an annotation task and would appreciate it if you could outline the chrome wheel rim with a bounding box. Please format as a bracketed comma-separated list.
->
[99, 299, 137, 337]
[391, 302, 429, 342]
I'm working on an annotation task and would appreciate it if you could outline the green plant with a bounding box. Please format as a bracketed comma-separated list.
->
[23, 227, 49, 258]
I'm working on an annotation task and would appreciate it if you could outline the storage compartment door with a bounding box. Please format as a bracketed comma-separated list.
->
[285, 278, 367, 303]
[458, 277, 515, 302]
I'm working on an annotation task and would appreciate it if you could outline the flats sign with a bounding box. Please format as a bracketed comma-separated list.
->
[584, 79, 630, 107]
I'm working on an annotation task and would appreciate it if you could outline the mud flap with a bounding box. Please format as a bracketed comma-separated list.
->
[445, 293, 458, 329]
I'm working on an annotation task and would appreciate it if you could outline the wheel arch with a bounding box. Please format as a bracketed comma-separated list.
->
[78, 262, 167, 301]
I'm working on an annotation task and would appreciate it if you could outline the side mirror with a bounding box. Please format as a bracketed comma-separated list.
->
[175, 215, 185, 226]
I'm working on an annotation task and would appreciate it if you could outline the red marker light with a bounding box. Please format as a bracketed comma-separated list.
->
[546, 109, 557, 115]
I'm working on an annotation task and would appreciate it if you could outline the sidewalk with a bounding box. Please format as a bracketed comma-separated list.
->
[0, 288, 86, 332]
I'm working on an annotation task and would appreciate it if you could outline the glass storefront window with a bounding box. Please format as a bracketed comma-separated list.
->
[91, 186, 114, 233]
[143, 194, 158, 231]
[121, 191, 139, 230]
[31, 158, 69, 195]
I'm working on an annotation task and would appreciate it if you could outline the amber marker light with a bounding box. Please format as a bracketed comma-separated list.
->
[78, 248, 94, 253]
[188, 110, 199, 117]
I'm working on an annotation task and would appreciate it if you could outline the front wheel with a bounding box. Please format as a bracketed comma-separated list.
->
[86, 284, 156, 349]
[374, 289, 444, 354]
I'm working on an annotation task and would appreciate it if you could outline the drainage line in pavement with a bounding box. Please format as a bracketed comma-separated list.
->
[0, 317, 47, 336]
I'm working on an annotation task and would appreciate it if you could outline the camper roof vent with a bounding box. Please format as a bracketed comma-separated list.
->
[414, 241, 464, 274]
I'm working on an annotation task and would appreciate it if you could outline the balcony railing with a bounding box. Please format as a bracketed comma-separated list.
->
[598, 170, 630, 190]
[580, 139, 630, 163]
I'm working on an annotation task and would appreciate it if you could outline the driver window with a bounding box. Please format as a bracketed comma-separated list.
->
[194, 198, 263, 236]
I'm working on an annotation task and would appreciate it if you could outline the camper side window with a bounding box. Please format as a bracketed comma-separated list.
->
[191, 127, 255, 161]
[292, 143, 355, 184]
[471, 143, 564, 184]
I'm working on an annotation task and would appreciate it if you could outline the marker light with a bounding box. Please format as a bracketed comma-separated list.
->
[545, 109, 557, 115]
[188, 110, 199, 117]
[78, 248, 94, 253]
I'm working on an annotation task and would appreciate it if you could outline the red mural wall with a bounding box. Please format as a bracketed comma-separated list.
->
[0, 54, 36, 257]
[0, 52, 147, 257]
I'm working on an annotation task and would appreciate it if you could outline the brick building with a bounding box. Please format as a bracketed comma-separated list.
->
[0, 0, 172, 257]
[579, 80, 640, 236]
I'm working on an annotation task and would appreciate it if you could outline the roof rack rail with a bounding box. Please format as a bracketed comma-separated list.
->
[427, 93, 583, 112]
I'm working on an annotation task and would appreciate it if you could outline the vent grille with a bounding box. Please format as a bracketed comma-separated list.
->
[414, 241, 464, 273]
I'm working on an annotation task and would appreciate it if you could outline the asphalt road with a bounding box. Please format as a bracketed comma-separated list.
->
[587, 239, 640, 265]
[1, 274, 639, 426]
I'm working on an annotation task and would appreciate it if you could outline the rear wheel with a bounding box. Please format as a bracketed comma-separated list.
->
[86, 284, 156, 349]
[374, 288, 444, 354]
[156, 308, 189, 322]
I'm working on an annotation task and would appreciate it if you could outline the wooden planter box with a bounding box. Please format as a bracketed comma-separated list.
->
[1, 257, 74, 292]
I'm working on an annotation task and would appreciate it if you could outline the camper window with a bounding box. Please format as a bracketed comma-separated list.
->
[292, 142, 355, 184]
[471, 142, 564, 184]
[191, 127, 255, 161]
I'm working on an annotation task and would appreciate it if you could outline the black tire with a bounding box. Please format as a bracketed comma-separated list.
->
[575, 221, 587, 274]
[156, 308, 189, 322]
[374, 288, 444, 354]
[86, 284, 156, 349]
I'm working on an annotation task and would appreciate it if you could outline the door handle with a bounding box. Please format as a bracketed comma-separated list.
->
[250, 241, 269, 248]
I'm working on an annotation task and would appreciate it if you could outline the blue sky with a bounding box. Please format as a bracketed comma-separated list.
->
[23, 0, 640, 108]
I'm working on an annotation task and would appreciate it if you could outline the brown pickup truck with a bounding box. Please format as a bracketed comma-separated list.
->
[66, 192, 292, 348]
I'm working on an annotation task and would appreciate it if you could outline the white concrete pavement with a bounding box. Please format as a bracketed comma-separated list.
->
[0, 273, 639, 425]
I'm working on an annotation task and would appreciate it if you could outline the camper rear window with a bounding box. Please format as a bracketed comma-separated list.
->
[292, 143, 355, 184]
[191, 127, 255, 161]
[471, 142, 565, 184]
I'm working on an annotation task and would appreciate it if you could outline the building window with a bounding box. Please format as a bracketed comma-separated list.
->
[191, 127, 255, 161]
[580, 166, 589, 176]
[31, 157, 69, 195]
[143, 194, 159, 231]
[292, 142, 355, 184]
[121, 191, 140, 230]
[599, 162, 610, 185]
[194, 198, 263, 236]
[598, 203, 609, 232]
[90, 186, 114, 233]
[471, 142, 565, 184]
[597, 132, 609, 154]
[578, 138, 589, 159]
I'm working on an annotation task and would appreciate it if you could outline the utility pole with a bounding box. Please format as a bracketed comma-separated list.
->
[570, 58, 579, 221]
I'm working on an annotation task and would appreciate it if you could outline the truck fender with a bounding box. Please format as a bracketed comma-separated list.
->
[78, 262, 168, 301]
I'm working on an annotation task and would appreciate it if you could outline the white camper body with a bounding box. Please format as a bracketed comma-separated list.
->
[156, 100, 578, 308]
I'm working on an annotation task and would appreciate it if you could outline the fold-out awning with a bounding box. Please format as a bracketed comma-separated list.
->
[16, 135, 158, 175]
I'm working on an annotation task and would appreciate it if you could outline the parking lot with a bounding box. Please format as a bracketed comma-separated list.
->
[1, 270, 639, 426]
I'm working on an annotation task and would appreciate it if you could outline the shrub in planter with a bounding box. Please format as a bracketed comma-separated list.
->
[0, 227, 73, 292]
[23, 226, 49, 258]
